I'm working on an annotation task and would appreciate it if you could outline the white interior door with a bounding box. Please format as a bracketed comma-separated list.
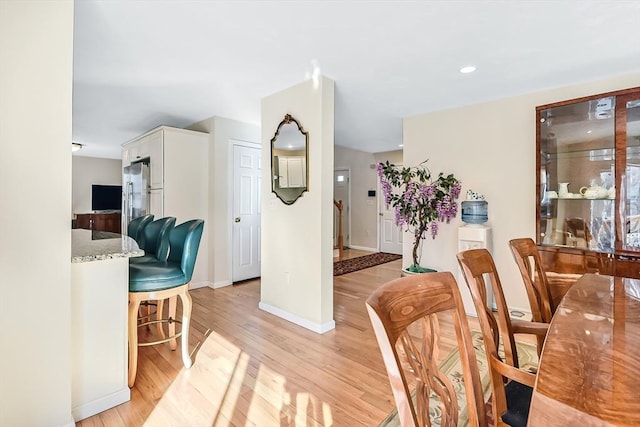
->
[232, 144, 261, 282]
[379, 177, 403, 254]
[334, 169, 350, 248]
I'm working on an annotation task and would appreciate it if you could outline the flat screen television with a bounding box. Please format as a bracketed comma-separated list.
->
[92, 184, 122, 211]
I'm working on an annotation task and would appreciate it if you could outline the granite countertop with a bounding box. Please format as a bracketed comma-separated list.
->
[72, 229, 143, 263]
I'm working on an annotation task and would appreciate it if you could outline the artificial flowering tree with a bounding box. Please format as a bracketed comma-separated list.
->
[377, 160, 461, 273]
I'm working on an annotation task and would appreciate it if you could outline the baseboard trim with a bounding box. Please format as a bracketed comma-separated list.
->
[211, 280, 232, 289]
[258, 302, 335, 334]
[348, 245, 378, 253]
[72, 387, 130, 422]
[61, 414, 76, 427]
[189, 280, 212, 290]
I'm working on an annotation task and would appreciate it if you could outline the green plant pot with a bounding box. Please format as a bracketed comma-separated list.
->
[401, 265, 437, 277]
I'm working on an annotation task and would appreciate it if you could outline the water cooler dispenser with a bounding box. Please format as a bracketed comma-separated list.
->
[457, 197, 495, 316]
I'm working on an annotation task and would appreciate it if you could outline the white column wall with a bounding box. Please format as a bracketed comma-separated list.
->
[404, 72, 640, 313]
[260, 77, 335, 332]
[0, 1, 74, 425]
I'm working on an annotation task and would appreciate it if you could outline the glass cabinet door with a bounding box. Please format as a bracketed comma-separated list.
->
[619, 95, 640, 252]
[538, 97, 616, 252]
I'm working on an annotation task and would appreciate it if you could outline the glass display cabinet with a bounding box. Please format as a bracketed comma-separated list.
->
[536, 87, 640, 285]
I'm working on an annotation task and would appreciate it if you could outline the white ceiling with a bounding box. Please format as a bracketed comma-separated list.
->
[72, 1, 640, 159]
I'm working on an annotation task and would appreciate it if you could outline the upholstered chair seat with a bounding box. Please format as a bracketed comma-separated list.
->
[129, 262, 187, 292]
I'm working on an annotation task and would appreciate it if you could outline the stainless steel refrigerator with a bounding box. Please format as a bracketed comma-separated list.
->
[122, 161, 150, 233]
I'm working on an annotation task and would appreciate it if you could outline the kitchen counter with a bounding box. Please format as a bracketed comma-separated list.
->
[72, 229, 143, 263]
[70, 229, 141, 421]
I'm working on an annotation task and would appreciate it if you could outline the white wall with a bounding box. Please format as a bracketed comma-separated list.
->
[261, 77, 335, 332]
[334, 146, 377, 250]
[334, 146, 403, 250]
[72, 156, 122, 214]
[404, 72, 640, 314]
[373, 150, 403, 165]
[187, 116, 260, 287]
[0, 1, 74, 426]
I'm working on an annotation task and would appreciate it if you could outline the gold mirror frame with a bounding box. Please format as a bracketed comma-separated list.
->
[270, 114, 309, 205]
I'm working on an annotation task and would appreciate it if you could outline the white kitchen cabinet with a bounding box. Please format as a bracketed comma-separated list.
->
[149, 188, 163, 219]
[122, 126, 208, 220]
[278, 156, 306, 188]
[146, 134, 163, 189]
[122, 146, 131, 167]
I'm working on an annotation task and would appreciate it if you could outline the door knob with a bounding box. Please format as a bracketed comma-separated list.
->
[234, 217, 241, 223]
[379, 213, 383, 216]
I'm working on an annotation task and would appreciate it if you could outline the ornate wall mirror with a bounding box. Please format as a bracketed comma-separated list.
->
[271, 114, 309, 205]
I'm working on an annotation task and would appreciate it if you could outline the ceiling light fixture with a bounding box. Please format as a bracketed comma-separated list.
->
[398, 144, 404, 148]
[459, 65, 476, 74]
[72, 142, 83, 152]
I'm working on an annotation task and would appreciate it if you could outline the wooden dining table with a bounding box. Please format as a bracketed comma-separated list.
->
[527, 273, 640, 426]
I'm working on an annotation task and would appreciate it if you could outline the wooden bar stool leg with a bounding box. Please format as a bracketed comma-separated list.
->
[179, 286, 193, 369]
[168, 296, 178, 350]
[145, 302, 152, 329]
[156, 298, 166, 339]
[128, 294, 142, 388]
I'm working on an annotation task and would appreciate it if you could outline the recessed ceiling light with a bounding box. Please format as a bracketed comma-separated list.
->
[587, 130, 593, 134]
[398, 144, 404, 148]
[459, 65, 476, 74]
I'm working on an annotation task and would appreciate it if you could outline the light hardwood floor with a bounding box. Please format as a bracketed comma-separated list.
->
[78, 253, 478, 427]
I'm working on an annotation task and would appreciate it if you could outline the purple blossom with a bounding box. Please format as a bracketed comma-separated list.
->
[376, 162, 384, 179]
[419, 184, 435, 200]
[451, 183, 462, 200]
[436, 195, 457, 221]
[381, 180, 393, 206]
[403, 182, 415, 204]
[394, 206, 406, 227]
[449, 202, 458, 219]
[430, 221, 439, 238]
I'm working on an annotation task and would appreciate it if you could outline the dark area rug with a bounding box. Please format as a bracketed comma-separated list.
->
[334, 252, 402, 276]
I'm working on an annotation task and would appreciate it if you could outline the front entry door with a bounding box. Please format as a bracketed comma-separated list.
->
[232, 144, 261, 282]
[379, 176, 403, 255]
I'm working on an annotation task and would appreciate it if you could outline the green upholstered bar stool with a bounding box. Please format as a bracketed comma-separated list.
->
[130, 216, 176, 334]
[126, 214, 154, 247]
[127, 219, 204, 387]
[130, 216, 175, 264]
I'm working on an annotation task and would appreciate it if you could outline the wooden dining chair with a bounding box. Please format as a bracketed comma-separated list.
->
[508, 238, 555, 355]
[366, 271, 487, 427]
[457, 249, 548, 427]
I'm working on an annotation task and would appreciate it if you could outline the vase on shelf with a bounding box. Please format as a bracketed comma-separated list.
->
[558, 182, 570, 198]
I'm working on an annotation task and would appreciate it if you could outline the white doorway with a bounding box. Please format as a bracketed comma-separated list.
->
[232, 143, 261, 282]
[334, 169, 350, 249]
[378, 177, 403, 255]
